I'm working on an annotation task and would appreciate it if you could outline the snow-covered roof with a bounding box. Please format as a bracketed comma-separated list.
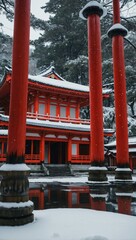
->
[29, 74, 89, 93]
[107, 147, 136, 154]
[0, 66, 113, 95]
[0, 114, 115, 135]
[105, 136, 136, 147]
[29, 74, 112, 95]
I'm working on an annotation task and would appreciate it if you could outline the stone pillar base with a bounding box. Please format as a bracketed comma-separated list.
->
[0, 164, 34, 226]
[115, 168, 132, 181]
[0, 203, 34, 226]
[88, 166, 108, 182]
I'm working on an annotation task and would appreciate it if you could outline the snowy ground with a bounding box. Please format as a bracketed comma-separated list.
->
[1, 208, 136, 240]
[1, 175, 136, 240]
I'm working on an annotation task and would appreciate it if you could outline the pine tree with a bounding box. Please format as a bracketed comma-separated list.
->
[31, 0, 88, 83]
[0, 32, 12, 78]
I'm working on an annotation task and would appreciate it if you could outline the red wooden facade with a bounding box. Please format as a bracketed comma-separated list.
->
[0, 66, 114, 166]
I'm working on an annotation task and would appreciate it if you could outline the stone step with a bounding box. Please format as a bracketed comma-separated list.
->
[45, 164, 73, 176]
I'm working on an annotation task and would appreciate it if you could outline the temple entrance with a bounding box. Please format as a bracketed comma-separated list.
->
[50, 142, 68, 164]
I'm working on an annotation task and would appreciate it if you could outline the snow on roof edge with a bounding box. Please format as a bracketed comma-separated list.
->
[0, 114, 115, 134]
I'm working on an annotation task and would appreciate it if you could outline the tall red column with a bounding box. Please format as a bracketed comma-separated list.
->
[0, 0, 34, 226]
[7, 0, 30, 162]
[80, 1, 107, 181]
[108, 0, 132, 180]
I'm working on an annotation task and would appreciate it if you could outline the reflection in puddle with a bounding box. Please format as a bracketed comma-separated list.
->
[29, 182, 136, 216]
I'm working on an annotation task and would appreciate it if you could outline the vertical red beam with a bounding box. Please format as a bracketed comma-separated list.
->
[34, 93, 39, 115]
[108, 0, 131, 180]
[113, 0, 121, 24]
[79, 2, 107, 181]
[0, 0, 34, 226]
[113, 35, 129, 165]
[88, 14, 104, 163]
[112, 0, 128, 166]
[7, 0, 31, 163]
[40, 133, 45, 163]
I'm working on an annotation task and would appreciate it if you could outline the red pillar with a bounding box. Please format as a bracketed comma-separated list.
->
[0, 0, 34, 226]
[7, 0, 31, 163]
[79, 1, 107, 181]
[88, 14, 104, 163]
[108, 0, 132, 180]
[40, 133, 45, 163]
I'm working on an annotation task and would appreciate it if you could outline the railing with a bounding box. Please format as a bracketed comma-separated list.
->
[71, 155, 91, 163]
[27, 112, 90, 125]
[0, 154, 40, 163]
[25, 154, 40, 163]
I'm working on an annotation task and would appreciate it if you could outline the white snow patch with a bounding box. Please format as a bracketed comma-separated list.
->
[0, 163, 30, 171]
[0, 200, 33, 208]
[115, 168, 132, 172]
[0, 208, 136, 240]
[89, 166, 107, 170]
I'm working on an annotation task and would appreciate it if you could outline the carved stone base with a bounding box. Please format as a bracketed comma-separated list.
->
[0, 213, 34, 226]
[88, 166, 108, 182]
[0, 164, 34, 225]
[115, 168, 132, 182]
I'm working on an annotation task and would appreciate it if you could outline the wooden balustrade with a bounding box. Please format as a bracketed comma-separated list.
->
[27, 112, 90, 125]
[25, 154, 40, 163]
[71, 155, 90, 163]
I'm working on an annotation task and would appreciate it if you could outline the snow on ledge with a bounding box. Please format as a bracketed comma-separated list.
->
[89, 166, 107, 170]
[90, 193, 108, 198]
[115, 168, 132, 172]
[116, 192, 133, 197]
[0, 200, 33, 208]
[0, 163, 30, 171]
[88, 180, 108, 184]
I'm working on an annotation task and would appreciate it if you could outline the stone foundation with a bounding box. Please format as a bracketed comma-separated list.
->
[0, 165, 34, 225]
[88, 166, 108, 182]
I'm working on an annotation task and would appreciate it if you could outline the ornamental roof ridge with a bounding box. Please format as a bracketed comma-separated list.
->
[36, 65, 66, 81]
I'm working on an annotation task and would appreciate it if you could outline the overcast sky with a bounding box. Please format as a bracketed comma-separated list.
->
[1, 0, 136, 40]
[0, 0, 49, 40]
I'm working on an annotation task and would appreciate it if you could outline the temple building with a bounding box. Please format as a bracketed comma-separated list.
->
[0, 66, 114, 172]
[105, 136, 136, 171]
